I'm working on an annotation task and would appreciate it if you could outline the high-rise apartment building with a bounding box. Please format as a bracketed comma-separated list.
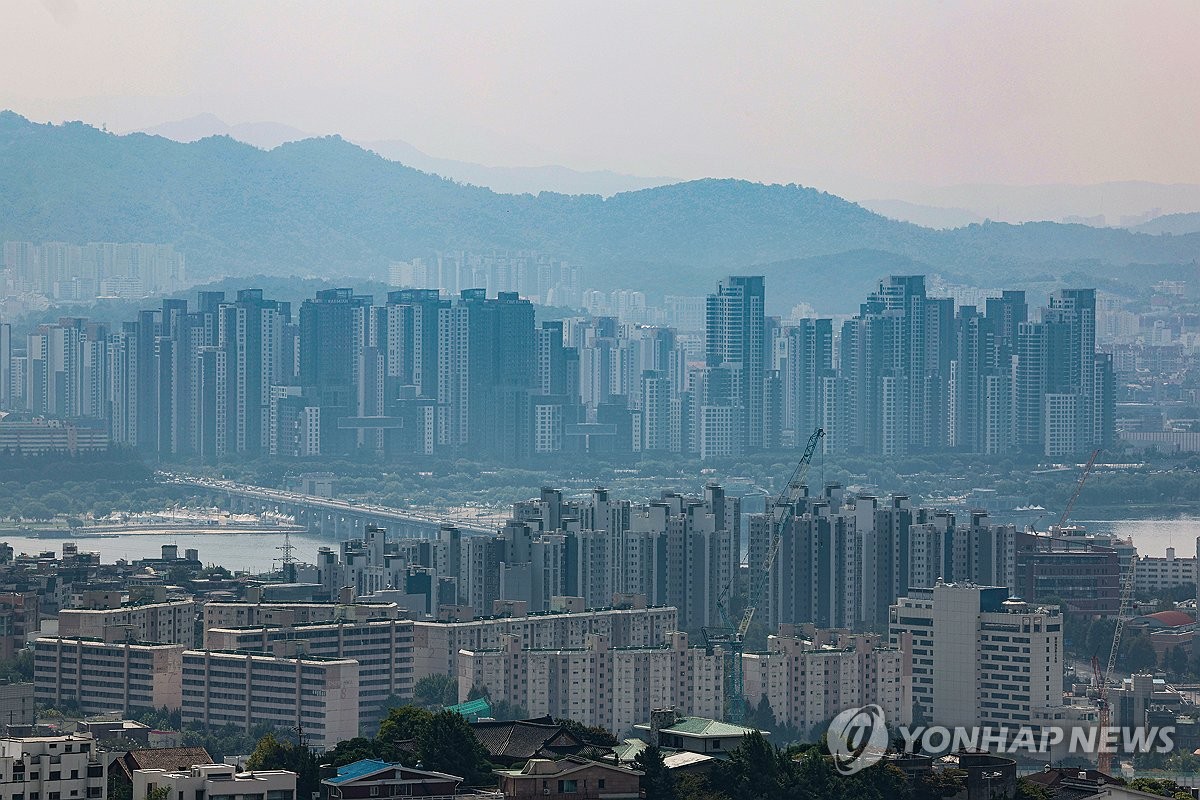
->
[889, 584, 1065, 736]
[705, 276, 766, 453]
[7, 274, 1112, 461]
[299, 288, 373, 454]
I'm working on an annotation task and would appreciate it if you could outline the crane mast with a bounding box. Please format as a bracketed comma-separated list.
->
[1096, 554, 1136, 774]
[1058, 449, 1100, 528]
[705, 427, 824, 723]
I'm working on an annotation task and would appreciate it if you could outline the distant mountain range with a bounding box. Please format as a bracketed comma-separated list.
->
[3, 112, 1198, 314]
[140, 113, 676, 197]
[139, 115, 1200, 228]
[1129, 211, 1200, 236]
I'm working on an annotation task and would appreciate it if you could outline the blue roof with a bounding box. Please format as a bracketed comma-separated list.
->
[325, 760, 392, 785]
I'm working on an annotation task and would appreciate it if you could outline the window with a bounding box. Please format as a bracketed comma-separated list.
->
[557, 780, 578, 794]
[369, 789, 379, 797]
[597, 780, 606, 789]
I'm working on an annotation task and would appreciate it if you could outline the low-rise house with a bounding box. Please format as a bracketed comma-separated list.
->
[320, 759, 463, 800]
[633, 708, 759, 757]
[109, 746, 215, 800]
[470, 719, 593, 767]
[494, 757, 641, 800]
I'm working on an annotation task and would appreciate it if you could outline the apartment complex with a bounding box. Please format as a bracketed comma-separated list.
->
[410, 604, 679, 679]
[204, 618, 414, 730]
[458, 631, 723, 737]
[0, 274, 1113, 463]
[201, 599, 403, 640]
[742, 624, 911, 734]
[32, 638, 184, 715]
[57, 599, 201, 646]
[748, 486, 1126, 631]
[180, 651, 359, 749]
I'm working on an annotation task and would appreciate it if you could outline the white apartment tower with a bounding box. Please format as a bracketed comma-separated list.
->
[889, 583, 1064, 736]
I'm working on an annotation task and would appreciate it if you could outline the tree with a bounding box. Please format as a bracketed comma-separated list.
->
[747, 696, 777, 732]
[1085, 618, 1117, 658]
[377, 705, 433, 761]
[246, 733, 289, 771]
[489, 699, 529, 721]
[1128, 778, 1185, 798]
[1015, 778, 1053, 800]
[412, 673, 459, 710]
[21, 501, 51, 521]
[711, 733, 782, 800]
[416, 710, 493, 786]
[1121, 631, 1159, 673]
[914, 768, 968, 800]
[247, 733, 321, 799]
[633, 744, 676, 800]
[146, 787, 171, 800]
[1168, 646, 1190, 678]
[324, 737, 384, 768]
[674, 773, 727, 800]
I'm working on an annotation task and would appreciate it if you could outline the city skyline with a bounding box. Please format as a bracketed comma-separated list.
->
[0, 272, 1116, 461]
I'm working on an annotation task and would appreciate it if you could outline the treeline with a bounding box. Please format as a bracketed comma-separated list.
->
[183, 448, 1200, 519]
[0, 449, 183, 522]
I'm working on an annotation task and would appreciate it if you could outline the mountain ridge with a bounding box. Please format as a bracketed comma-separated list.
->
[1, 112, 1196, 312]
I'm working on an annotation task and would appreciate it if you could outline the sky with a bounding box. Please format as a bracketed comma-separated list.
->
[3, 0, 1199, 189]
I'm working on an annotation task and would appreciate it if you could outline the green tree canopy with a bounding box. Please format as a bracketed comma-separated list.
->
[412, 673, 458, 710]
[633, 743, 675, 800]
[416, 710, 493, 786]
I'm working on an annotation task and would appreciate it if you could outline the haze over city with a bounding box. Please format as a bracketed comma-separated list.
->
[6, 1, 1200, 205]
[1, 4, 1200, 800]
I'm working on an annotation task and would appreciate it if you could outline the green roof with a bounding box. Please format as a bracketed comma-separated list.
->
[445, 697, 491, 720]
[651, 717, 760, 737]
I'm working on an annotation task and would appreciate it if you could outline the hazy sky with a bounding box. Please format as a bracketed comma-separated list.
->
[4, 0, 1199, 187]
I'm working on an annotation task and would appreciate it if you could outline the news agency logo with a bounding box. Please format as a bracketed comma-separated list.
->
[825, 704, 1178, 773]
[827, 704, 889, 775]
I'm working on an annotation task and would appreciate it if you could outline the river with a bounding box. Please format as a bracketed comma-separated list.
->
[0, 530, 335, 574]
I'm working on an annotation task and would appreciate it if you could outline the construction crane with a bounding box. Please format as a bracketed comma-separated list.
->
[1058, 449, 1100, 529]
[1092, 553, 1136, 774]
[704, 427, 824, 724]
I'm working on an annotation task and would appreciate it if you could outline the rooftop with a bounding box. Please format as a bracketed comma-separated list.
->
[634, 716, 761, 738]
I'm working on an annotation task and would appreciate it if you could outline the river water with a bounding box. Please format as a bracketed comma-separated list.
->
[0, 530, 335, 574]
[1, 518, 1196, 574]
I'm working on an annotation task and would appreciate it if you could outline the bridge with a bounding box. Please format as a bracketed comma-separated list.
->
[159, 473, 496, 539]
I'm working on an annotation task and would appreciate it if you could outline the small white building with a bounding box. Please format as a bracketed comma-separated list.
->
[133, 763, 297, 800]
[0, 733, 106, 800]
[1134, 547, 1197, 596]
